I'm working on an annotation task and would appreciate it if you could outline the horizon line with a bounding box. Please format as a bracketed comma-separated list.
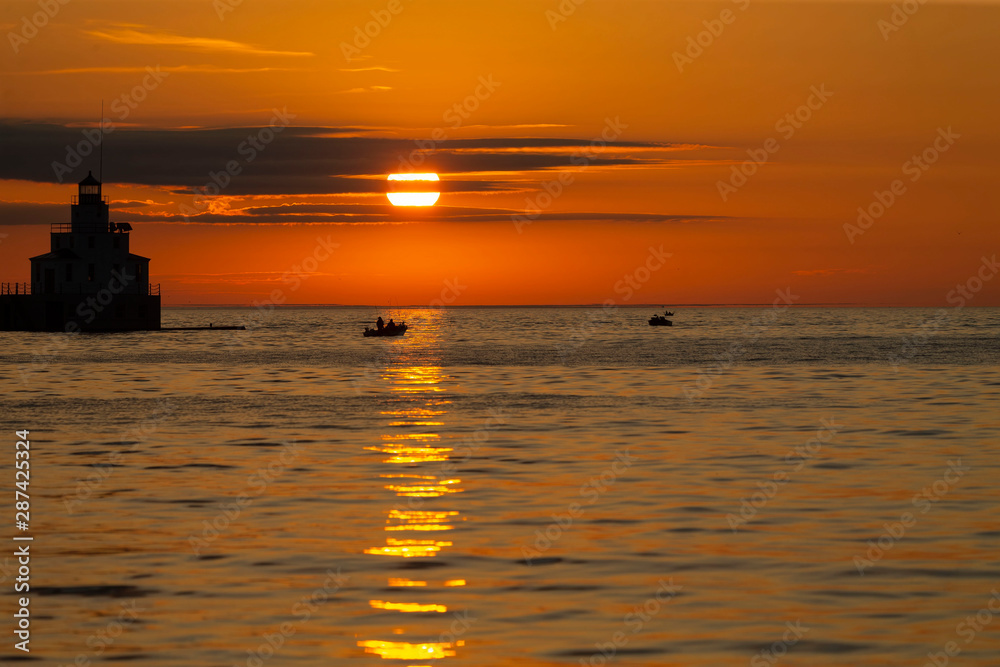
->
[159, 303, 996, 309]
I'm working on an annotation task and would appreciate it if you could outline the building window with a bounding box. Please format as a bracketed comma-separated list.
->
[88, 264, 95, 282]
[88, 236, 95, 249]
[65, 265, 72, 281]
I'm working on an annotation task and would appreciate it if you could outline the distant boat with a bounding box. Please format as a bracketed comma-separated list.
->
[364, 323, 408, 338]
[649, 308, 674, 326]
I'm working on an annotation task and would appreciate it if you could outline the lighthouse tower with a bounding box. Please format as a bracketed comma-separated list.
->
[31, 171, 151, 297]
[0, 172, 160, 331]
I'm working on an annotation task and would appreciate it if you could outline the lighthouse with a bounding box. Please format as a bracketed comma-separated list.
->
[0, 173, 161, 331]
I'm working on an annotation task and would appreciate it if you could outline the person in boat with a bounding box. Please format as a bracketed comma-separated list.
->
[376, 316, 384, 331]
[387, 318, 396, 331]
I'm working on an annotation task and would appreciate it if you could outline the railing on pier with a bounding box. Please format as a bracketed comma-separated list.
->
[71, 195, 109, 205]
[1, 283, 31, 295]
[0, 283, 159, 296]
[50, 223, 125, 234]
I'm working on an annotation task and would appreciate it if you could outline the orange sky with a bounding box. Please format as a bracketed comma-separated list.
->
[1, 0, 998, 305]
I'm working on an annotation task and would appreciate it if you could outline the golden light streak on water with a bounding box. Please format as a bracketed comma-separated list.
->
[362, 345, 468, 662]
[389, 510, 459, 520]
[370, 600, 448, 613]
[385, 483, 463, 498]
[388, 578, 427, 587]
[357, 639, 460, 660]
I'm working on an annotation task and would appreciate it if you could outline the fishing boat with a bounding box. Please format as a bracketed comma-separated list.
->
[363, 323, 408, 337]
[649, 308, 674, 326]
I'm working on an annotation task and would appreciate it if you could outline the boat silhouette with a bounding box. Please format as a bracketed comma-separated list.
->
[364, 322, 408, 337]
[649, 308, 674, 327]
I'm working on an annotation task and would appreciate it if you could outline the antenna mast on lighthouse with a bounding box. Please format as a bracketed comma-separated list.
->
[99, 100, 104, 183]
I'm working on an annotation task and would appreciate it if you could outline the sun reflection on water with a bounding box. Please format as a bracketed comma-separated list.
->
[358, 326, 468, 663]
[358, 639, 463, 660]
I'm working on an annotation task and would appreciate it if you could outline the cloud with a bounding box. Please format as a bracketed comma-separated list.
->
[335, 86, 393, 94]
[339, 67, 400, 73]
[2, 66, 309, 76]
[0, 197, 730, 228]
[793, 268, 869, 276]
[0, 202, 64, 226]
[111, 202, 731, 226]
[157, 271, 341, 285]
[84, 26, 313, 57]
[0, 123, 709, 197]
[0, 123, 730, 227]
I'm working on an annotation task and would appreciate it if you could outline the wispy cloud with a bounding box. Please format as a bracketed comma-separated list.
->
[479, 124, 573, 129]
[84, 26, 313, 57]
[112, 204, 731, 227]
[339, 66, 400, 73]
[1, 66, 309, 76]
[336, 86, 393, 94]
[158, 271, 341, 285]
[0, 198, 730, 228]
[793, 268, 869, 276]
[442, 143, 707, 155]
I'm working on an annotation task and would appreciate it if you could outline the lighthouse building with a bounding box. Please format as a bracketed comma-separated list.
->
[0, 173, 161, 331]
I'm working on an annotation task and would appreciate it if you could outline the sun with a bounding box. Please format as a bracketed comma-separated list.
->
[387, 173, 440, 207]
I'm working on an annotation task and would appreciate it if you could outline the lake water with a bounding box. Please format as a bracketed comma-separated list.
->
[1, 306, 999, 666]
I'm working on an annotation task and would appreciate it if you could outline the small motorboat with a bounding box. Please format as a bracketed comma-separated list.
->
[364, 323, 408, 338]
[649, 315, 673, 327]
